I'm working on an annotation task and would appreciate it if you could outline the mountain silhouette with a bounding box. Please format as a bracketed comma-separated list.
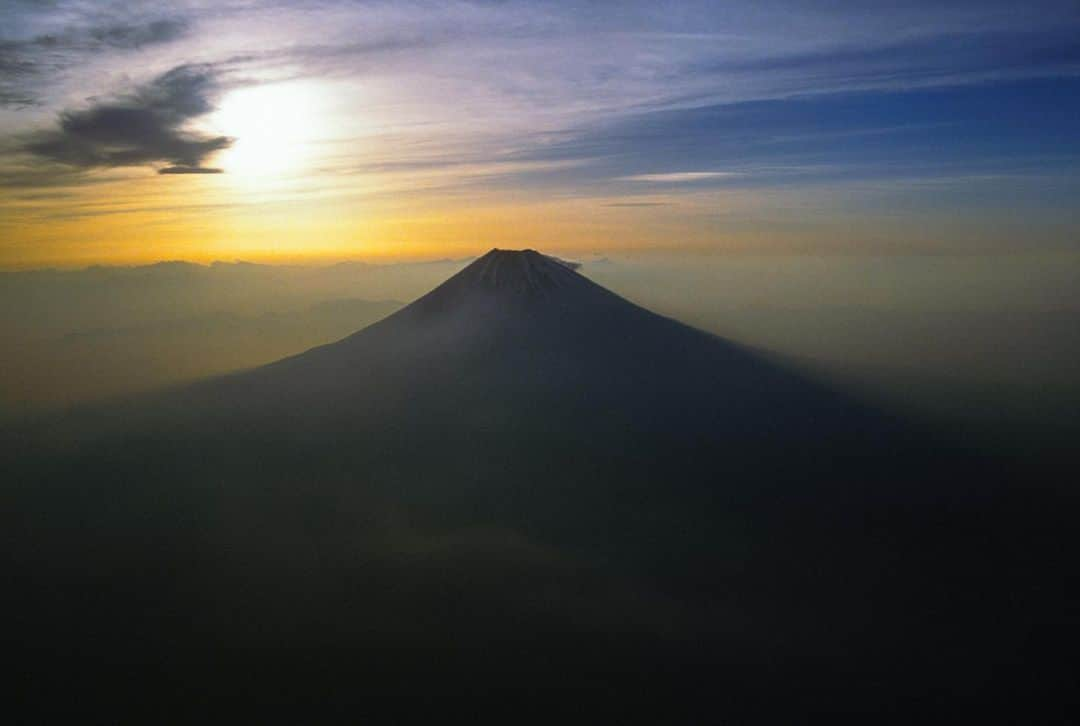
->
[4, 250, 1073, 721]
[189, 247, 925, 450]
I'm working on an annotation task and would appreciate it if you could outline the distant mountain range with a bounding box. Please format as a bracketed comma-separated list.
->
[4, 250, 1074, 721]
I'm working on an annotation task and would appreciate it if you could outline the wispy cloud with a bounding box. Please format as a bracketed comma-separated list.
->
[621, 172, 739, 183]
[0, 16, 189, 107]
[602, 201, 673, 207]
[159, 165, 222, 174]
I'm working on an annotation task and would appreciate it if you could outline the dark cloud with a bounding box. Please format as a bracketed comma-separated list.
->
[0, 17, 189, 107]
[86, 19, 189, 49]
[0, 42, 43, 107]
[0, 88, 36, 108]
[24, 64, 232, 172]
[14, 18, 189, 53]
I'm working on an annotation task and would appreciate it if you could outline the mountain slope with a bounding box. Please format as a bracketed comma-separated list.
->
[141, 248, 943, 572]
[195, 248, 919, 447]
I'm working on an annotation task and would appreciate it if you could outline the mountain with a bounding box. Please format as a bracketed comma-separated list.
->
[4, 250, 1074, 721]
[174, 247, 928, 454]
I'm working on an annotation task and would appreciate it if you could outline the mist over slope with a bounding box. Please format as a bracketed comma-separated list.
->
[585, 251, 1080, 461]
[0, 259, 470, 414]
[4, 250, 1076, 720]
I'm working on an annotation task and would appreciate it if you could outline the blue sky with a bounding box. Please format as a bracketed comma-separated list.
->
[1, 0, 1078, 263]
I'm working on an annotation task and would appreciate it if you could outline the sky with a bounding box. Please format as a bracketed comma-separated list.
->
[1, 0, 1079, 267]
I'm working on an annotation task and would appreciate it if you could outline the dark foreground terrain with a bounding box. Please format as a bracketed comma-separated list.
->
[4, 251, 1075, 721]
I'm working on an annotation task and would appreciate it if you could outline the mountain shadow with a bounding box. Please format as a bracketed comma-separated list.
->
[4, 250, 1075, 721]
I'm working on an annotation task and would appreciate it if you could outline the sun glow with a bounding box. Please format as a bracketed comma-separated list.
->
[210, 82, 325, 179]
